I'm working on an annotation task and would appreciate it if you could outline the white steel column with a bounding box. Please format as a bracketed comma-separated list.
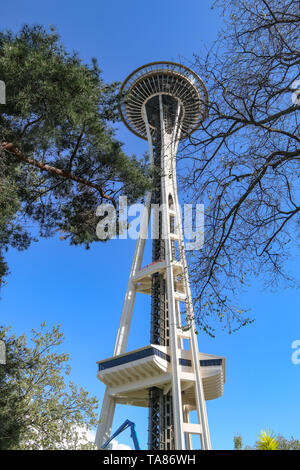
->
[170, 141, 212, 450]
[183, 406, 193, 450]
[95, 132, 154, 449]
[113, 189, 152, 356]
[159, 95, 185, 450]
[95, 389, 116, 448]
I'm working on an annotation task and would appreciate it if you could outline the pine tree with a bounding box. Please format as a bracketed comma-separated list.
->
[0, 25, 150, 285]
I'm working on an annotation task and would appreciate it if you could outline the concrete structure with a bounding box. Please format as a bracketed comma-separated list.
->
[95, 62, 225, 450]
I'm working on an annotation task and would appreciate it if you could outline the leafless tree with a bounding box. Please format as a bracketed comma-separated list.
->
[179, 0, 299, 335]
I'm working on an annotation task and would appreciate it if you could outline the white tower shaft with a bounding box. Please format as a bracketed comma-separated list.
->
[95, 62, 225, 451]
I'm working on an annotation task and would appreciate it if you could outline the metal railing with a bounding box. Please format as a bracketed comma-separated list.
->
[98, 346, 222, 371]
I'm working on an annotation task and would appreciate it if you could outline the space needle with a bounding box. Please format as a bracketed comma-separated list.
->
[95, 62, 225, 450]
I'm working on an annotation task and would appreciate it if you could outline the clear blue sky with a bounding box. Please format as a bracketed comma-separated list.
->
[1, 0, 300, 450]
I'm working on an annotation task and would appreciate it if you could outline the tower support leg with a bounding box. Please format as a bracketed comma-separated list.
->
[183, 406, 193, 450]
[95, 192, 152, 449]
[169, 139, 212, 450]
[95, 389, 116, 449]
[159, 95, 185, 450]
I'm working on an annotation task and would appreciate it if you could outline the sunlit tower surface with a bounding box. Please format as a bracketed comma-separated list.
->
[95, 62, 226, 450]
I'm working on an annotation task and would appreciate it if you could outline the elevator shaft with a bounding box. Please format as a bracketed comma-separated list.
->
[148, 97, 178, 450]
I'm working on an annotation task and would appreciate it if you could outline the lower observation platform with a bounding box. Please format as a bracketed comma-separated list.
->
[97, 345, 225, 409]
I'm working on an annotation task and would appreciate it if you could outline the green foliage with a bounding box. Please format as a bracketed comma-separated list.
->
[233, 434, 243, 450]
[276, 434, 300, 450]
[0, 323, 98, 450]
[0, 24, 150, 285]
[234, 430, 300, 450]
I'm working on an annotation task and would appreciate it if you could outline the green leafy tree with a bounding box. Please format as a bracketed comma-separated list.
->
[277, 434, 300, 450]
[233, 431, 300, 450]
[0, 323, 98, 450]
[233, 433, 243, 450]
[0, 24, 150, 286]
